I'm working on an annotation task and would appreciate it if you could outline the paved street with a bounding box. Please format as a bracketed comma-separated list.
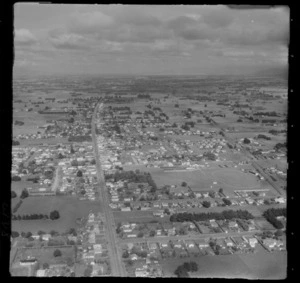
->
[92, 103, 126, 277]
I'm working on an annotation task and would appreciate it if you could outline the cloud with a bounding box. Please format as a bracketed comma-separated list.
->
[200, 6, 234, 28]
[68, 11, 114, 34]
[49, 32, 89, 50]
[114, 8, 162, 26]
[15, 29, 38, 46]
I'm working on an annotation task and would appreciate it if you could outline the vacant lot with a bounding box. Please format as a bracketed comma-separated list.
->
[12, 196, 103, 233]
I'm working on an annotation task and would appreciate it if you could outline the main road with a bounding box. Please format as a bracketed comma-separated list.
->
[92, 103, 126, 277]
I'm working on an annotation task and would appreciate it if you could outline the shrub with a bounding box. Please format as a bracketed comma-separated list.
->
[53, 249, 62, 257]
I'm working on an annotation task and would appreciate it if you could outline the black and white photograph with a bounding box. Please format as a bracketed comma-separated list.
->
[10, 3, 289, 278]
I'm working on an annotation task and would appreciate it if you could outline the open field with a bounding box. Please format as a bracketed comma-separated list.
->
[15, 246, 75, 266]
[11, 180, 41, 196]
[114, 211, 158, 224]
[12, 196, 102, 233]
[151, 167, 260, 192]
[161, 250, 286, 279]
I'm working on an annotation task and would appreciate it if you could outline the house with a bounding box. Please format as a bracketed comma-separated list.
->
[210, 220, 219, 228]
[245, 197, 254, 205]
[42, 234, 51, 241]
[248, 237, 258, 248]
[263, 238, 277, 249]
[130, 254, 138, 261]
[185, 241, 195, 248]
[20, 258, 37, 266]
[127, 233, 137, 238]
[148, 243, 158, 250]
[36, 269, 46, 277]
[135, 269, 149, 277]
[173, 241, 183, 249]
[121, 207, 131, 212]
[198, 239, 209, 248]
[274, 197, 286, 204]
[228, 221, 238, 228]
[224, 238, 234, 247]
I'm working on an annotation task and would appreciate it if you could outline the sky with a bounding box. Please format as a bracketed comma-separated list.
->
[13, 4, 290, 76]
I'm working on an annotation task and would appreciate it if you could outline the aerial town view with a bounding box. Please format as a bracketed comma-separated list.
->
[10, 4, 288, 279]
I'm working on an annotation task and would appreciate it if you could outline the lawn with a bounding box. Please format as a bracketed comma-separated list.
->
[12, 196, 103, 233]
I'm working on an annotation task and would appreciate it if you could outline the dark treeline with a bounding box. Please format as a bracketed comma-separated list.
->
[12, 210, 60, 221]
[253, 111, 279, 117]
[12, 200, 23, 213]
[257, 134, 271, 140]
[170, 210, 254, 222]
[263, 208, 286, 229]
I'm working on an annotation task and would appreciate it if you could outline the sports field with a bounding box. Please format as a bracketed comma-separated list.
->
[152, 167, 260, 193]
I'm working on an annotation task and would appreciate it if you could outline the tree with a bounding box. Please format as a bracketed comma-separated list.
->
[219, 188, 224, 195]
[11, 191, 17, 198]
[43, 263, 49, 269]
[53, 249, 62, 257]
[68, 228, 77, 236]
[12, 176, 21, 182]
[84, 266, 92, 277]
[174, 265, 189, 278]
[50, 230, 59, 237]
[202, 201, 211, 208]
[71, 160, 78, 167]
[25, 232, 32, 238]
[223, 198, 232, 206]
[149, 230, 155, 237]
[58, 153, 65, 159]
[50, 210, 60, 220]
[243, 138, 251, 144]
[12, 140, 20, 146]
[77, 170, 83, 177]
[137, 231, 144, 238]
[275, 229, 284, 237]
[181, 182, 187, 187]
[122, 250, 129, 258]
[20, 188, 29, 199]
[11, 231, 19, 238]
